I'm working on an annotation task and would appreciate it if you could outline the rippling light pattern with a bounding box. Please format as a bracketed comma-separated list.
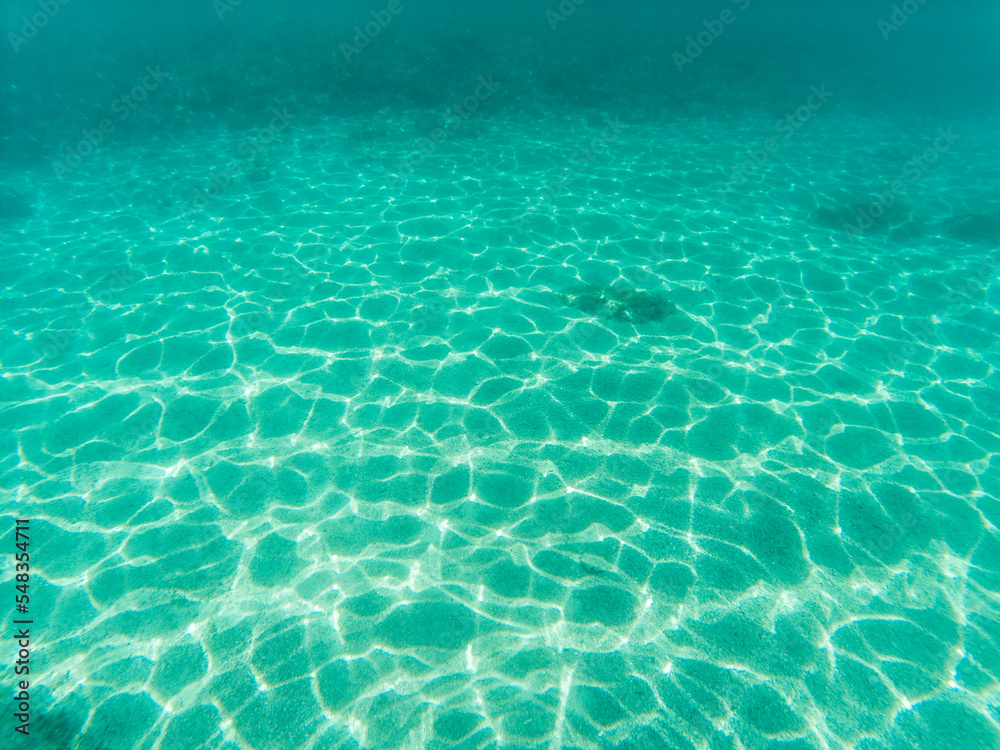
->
[2, 7, 1000, 750]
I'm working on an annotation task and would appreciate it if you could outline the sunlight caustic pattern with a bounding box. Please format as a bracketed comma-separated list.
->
[2, 109, 1000, 750]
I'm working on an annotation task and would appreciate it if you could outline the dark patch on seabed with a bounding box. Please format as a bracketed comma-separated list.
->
[563, 283, 679, 324]
[2, 1, 1000, 749]
[0, 186, 34, 221]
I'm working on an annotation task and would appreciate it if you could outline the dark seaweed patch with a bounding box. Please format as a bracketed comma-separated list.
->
[812, 191, 918, 238]
[563, 283, 678, 324]
[942, 211, 1000, 245]
[0, 187, 34, 221]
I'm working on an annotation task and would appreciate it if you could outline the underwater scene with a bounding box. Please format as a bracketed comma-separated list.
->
[2, 0, 999, 748]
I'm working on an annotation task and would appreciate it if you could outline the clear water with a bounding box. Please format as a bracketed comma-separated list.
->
[2, 2, 1000, 749]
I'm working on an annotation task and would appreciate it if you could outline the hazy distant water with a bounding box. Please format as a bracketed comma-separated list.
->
[2, 2, 999, 749]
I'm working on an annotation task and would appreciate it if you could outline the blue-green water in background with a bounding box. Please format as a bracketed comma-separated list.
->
[2, 1, 1000, 748]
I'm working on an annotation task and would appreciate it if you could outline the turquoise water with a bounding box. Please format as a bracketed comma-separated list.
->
[2, 2, 1000, 749]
